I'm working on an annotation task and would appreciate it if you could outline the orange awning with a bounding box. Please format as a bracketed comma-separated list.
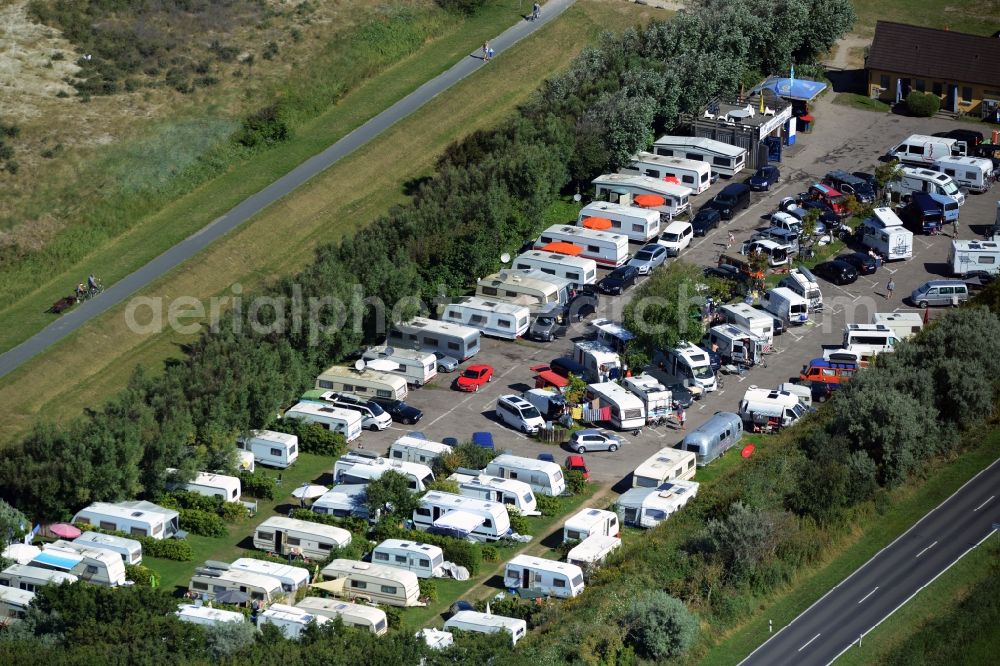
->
[542, 241, 583, 256]
[634, 194, 665, 207]
[581, 217, 613, 230]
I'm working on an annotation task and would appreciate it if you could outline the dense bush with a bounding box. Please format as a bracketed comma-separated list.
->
[564, 469, 587, 495]
[158, 490, 248, 522]
[141, 537, 194, 561]
[125, 563, 154, 586]
[434, 0, 489, 15]
[270, 418, 347, 458]
[239, 471, 277, 500]
[623, 590, 698, 660]
[507, 507, 529, 535]
[419, 578, 438, 602]
[437, 443, 495, 475]
[905, 90, 941, 117]
[533, 493, 560, 517]
[179, 508, 227, 538]
[236, 104, 291, 148]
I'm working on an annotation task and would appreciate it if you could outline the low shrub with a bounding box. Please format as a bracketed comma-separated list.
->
[419, 578, 438, 602]
[534, 494, 560, 517]
[142, 538, 193, 561]
[565, 469, 588, 495]
[239, 471, 277, 500]
[179, 508, 227, 538]
[480, 545, 499, 562]
[125, 563, 154, 586]
[906, 90, 940, 117]
[236, 103, 290, 149]
[270, 418, 345, 457]
[508, 507, 529, 535]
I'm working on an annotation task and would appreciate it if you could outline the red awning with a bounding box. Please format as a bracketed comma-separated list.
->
[542, 241, 583, 256]
[662, 175, 679, 184]
[582, 217, 613, 230]
[633, 194, 665, 207]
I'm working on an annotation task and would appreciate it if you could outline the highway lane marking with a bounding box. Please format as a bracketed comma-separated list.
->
[857, 586, 879, 604]
[974, 495, 994, 512]
[797, 633, 821, 652]
[915, 541, 938, 558]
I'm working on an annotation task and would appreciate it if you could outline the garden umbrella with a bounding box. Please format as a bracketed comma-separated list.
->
[215, 590, 249, 605]
[292, 483, 329, 500]
[633, 194, 665, 208]
[48, 523, 82, 539]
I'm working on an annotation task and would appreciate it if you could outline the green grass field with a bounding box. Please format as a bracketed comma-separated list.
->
[833, 93, 891, 113]
[850, 0, 1000, 36]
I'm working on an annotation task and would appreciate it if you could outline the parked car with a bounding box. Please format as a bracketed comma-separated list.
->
[963, 270, 997, 292]
[813, 260, 859, 285]
[838, 252, 878, 275]
[472, 432, 495, 450]
[372, 398, 423, 425]
[599, 265, 640, 295]
[797, 199, 838, 227]
[433, 351, 459, 373]
[564, 455, 590, 479]
[933, 128, 983, 148]
[627, 243, 668, 275]
[566, 286, 600, 321]
[528, 315, 559, 342]
[909, 280, 970, 308]
[810, 380, 834, 403]
[704, 183, 751, 220]
[691, 208, 722, 237]
[749, 165, 780, 191]
[537, 452, 556, 463]
[665, 382, 695, 408]
[569, 429, 624, 453]
[851, 171, 878, 190]
[455, 364, 494, 392]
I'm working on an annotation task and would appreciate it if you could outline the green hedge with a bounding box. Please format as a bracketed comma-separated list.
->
[178, 508, 227, 538]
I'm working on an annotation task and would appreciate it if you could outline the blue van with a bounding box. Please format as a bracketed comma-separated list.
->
[900, 192, 943, 235]
[928, 192, 960, 223]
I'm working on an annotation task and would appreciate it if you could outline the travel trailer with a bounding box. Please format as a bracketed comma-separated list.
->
[73, 532, 142, 565]
[372, 539, 446, 579]
[258, 603, 330, 640]
[870, 312, 924, 340]
[503, 555, 585, 599]
[577, 201, 661, 243]
[252, 517, 353, 560]
[388, 316, 481, 361]
[652, 135, 747, 177]
[484, 454, 566, 496]
[72, 501, 179, 540]
[175, 604, 247, 628]
[590, 318, 635, 354]
[860, 207, 913, 261]
[573, 340, 622, 384]
[362, 345, 437, 387]
[0, 587, 34, 622]
[165, 469, 241, 503]
[566, 535, 622, 571]
[229, 558, 311, 595]
[562, 508, 619, 543]
[932, 156, 993, 193]
[441, 296, 531, 340]
[237, 430, 299, 469]
[318, 559, 422, 607]
[476, 269, 572, 313]
[310, 484, 371, 521]
[444, 611, 527, 646]
[738, 387, 806, 429]
[295, 597, 388, 635]
[677, 411, 743, 466]
[583, 381, 646, 430]
[621, 373, 673, 422]
[314, 365, 409, 401]
[389, 435, 453, 466]
[283, 401, 363, 443]
[33, 541, 127, 587]
[616, 480, 701, 528]
[949, 239, 1000, 276]
[188, 565, 286, 605]
[719, 303, 774, 345]
[512, 250, 598, 290]
[592, 173, 691, 217]
[447, 469, 540, 516]
[622, 151, 713, 194]
[631, 447, 698, 487]
[333, 452, 435, 492]
[412, 492, 512, 542]
[534, 224, 631, 268]
[0, 564, 77, 592]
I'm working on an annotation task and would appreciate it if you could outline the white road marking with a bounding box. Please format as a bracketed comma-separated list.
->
[857, 586, 879, 604]
[974, 495, 994, 512]
[915, 540, 938, 558]
[797, 633, 822, 652]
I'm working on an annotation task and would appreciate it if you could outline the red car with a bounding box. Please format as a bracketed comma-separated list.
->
[455, 364, 494, 392]
[564, 455, 590, 480]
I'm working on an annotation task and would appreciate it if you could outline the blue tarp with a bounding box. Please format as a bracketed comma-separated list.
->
[752, 76, 827, 102]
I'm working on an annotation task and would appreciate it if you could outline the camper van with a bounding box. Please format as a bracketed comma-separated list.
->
[741, 238, 790, 267]
[441, 296, 531, 340]
[871, 312, 924, 340]
[495, 394, 546, 434]
[535, 224, 631, 268]
[573, 340, 622, 384]
[677, 411, 743, 466]
[448, 469, 539, 516]
[333, 452, 435, 492]
[72, 501, 179, 540]
[616, 480, 701, 529]
[0, 587, 34, 623]
[657, 342, 717, 392]
[295, 597, 388, 635]
[258, 603, 330, 639]
[910, 280, 970, 308]
[566, 535, 622, 571]
[577, 201, 661, 243]
[33, 541, 127, 587]
[843, 323, 898, 355]
[562, 508, 619, 543]
[372, 539, 446, 579]
[315, 365, 409, 401]
[949, 239, 1000, 276]
[388, 317, 481, 362]
[631, 447, 698, 487]
[389, 435, 453, 466]
[165, 469, 241, 503]
[622, 151, 713, 194]
[412, 492, 511, 542]
[799, 358, 859, 386]
[738, 387, 805, 429]
[521, 388, 567, 422]
[932, 156, 993, 193]
[860, 208, 913, 261]
[361, 345, 437, 387]
[0, 564, 77, 592]
[621, 373, 673, 422]
[584, 382, 646, 430]
[760, 287, 809, 326]
[592, 173, 691, 217]
[311, 484, 371, 521]
[229, 558, 311, 595]
[652, 135, 747, 177]
[444, 611, 527, 646]
[703, 324, 766, 367]
[503, 555, 585, 599]
[476, 269, 572, 313]
[318, 560, 422, 607]
[284, 401, 363, 443]
[188, 565, 285, 604]
[718, 303, 774, 345]
[887, 133, 967, 165]
[73, 532, 142, 566]
[237, 430, 299, 469]
[777, 267, 823, 311]
[484, 454, 566, 496]
[512, 250, 598, 290]
[252, 517, 353, 560]
[890, 167, 966, 206]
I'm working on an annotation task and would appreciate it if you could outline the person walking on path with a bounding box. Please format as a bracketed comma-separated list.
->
[532, 3, 541, 20]
[677, 406, 686, 431]
[727, 231, 734, 249]
[482, 42, 490, 62]
[886, 277, 895, 299]
[953, 218, 960, 237]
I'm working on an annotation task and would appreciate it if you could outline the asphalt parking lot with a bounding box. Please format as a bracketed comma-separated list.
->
[353, 95, 999, 486]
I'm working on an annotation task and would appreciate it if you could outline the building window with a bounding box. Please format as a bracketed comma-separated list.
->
[962, 87, 973, 103]
[879, 74, 890, 89]
[932, 82, 942, 96]
[915, 79, 925, 92]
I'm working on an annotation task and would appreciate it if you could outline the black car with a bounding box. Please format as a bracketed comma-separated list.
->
[798, 199, 840, 226]
[371, 398, 423, 425]
[703, 265, 750, 299]
[598, 265, 640, 295]
[813, 260, 859, 285]
[691, 208, 722, 237]
[933, 128, 983, 148]
[748, 165, 781, 191]
[705, 183, 752, 220]
[851, 171, 878, 190]
[838, 252, 878, 275]
[665, 382, 695, 408]
[964, 270, 997, 291]
[810, 380, 834, 403]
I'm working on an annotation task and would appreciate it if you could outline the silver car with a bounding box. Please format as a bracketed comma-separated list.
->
[569, 429, 624, 453]
[627, 243, 668, 275]
[432, 351, 459, 372]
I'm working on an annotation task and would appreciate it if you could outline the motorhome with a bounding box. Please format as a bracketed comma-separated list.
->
[799, 358, 859, 386]
[591, 173, 691, 217]
[616, 480, 701, 529]
[573, 340, 622, 383]
[631, 447, 698, 487]
[0, 564, 77, 592]
[175, 604, 247, 628]
[237, 430, 299, 469]
[72, 501, 179, 540]
[333, 452, 435, 492]
[932, 156, 993, 193]
[535, 224, 631, 268]
[441, 296, 531, 340]
[372, 539, 446, 579]
[283, 401, 363, 443]
[656, 342, 718, 392]
[777, 267, 823, 311]
[252, 517, 353, 560]
[361, 345, 437, 387]
[389, 435, 453, 466]
[444, 611, 527, 646]
[738, 387, 805, 429]
[703, 324, 766, 367]
[677, 411, 743, 466]
[860, 208, 913, 261]
[562, 508, 619, 543]
[889, 167, 966, 206]
[447, 469, 540, 516]
[621, 151, 713, 194]
[412, 492, 511, 542]
[317, 559, 423, 608]
[584, 381, 646, 430]
[761, 287, 809, 326]
[843, 323, 898, 355]
[73, 532, 142, 565]
[887, 133, 967, 165]
[949, 239, 1000, 276]
[929, 192, 961, 223]
[188, 565, 285, 604]
[590, 318, 635, 354]
[566, 535, 622, 571]
[777, 382, 813, 410]
[0, 587, 34, 623]
[314, 365, 409, 401]
[258, 603, 330, 639]
[229, 558, 311, 595]
[871, 312, 924, 340]
[484, 454, 566, 497]
[33, 541, 127, 587]
[621, 373, 673, 422]
[388, 317, 481, 362]
[165, 469, 241, 503]
[476, 269, 572, 314]
[718, 303, 774, 345]
[652, 135, 747, 177]
[512, 250, 598, 290]
[295, 597, 388, 635]
[577, 201, 661, 243]
[503, 555, 585, 599]
[311, 484, 371, 521]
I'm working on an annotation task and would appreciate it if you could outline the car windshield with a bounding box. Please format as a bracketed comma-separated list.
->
[537, 317, 554, 326]
[636, 251, 655, 261]
[522, 406, 541, 419]
[664, 234, 680, 242]
[715, 195, 736, 206]
[692, 365, 714, 380]
[368, 402, 385, 416]
[941, 181, 959, 195]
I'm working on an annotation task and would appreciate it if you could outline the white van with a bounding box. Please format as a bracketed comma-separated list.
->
[484, 454, 566, 496]
[656, 221, 694, 256]
[888, 133, 966, 165]
[535, 224, 631, 268]
[312, 391, 392, 432]
[622, 151, 713, 194]
[843, 323, 897, 355]
[389, 435, 453, 466]
[778, 267, 822, 311]
[495, 394, 546, 434]
[562, 508, 619, 543]
[577, 201, 661, 243]
[718, 303, 774, 345]
[741, 238, 790, 267]
[657, 342, 717, 392]
[361, 345, 437, 387]
[738, 386, 805, 428]
[441, 296, 531, 340]
[237, 430, 299, 468]
[933, 156, 993, 193]
[890, 167, 966, 206]
[512, 250, 598, 290]
[503, 555, 585, 599]
[573, 340, 622, 384]
[315, 365, 408, 401]
[284, 401, 363, 443]
[583, 382, 646, 430]
[371, 539, 445, 579]
[760, 287, 809, 326]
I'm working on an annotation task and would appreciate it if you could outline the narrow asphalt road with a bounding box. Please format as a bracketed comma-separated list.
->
[740, 456, 1000, 665]
[0, 1, 576, 381]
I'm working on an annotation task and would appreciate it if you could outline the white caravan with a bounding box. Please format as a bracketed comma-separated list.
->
[887, 133, 967, 165]
[333, 452, 435, 492]
[584, 381, 646, 430]
[503, 555, 585, 599]
[362, 345, 437, 387]
[738, 387, 806, 428]
[719, 303, 774, 345]
[237, 430, 299, 469]
[566, 535, 622, 571]
[573, 340, 622, 383]
[419, 628, 455, 650]
[253, 516, 352, 560]
[621, 373, 673, 422]
[165, 469, 241, 503]
[444, 611, 527, 647]
[631, 447, 698, 487]
[441, 296, 531, 340]
[72, 501, 179, 540]
[760, 287, 809, 326]
[535, 224, 631, 268]
[175, 603, 247, 628]
[592, 173, 691, 217]
[258, 603, 330, 640]
[890, 166, 966, 206]
[389, 435, 453, 466]
[188, 566, 285, 605]
[512, 250, 598, 290]
[372, 539, 446, 579]
[622, 151, 712, 194]
[34, 541, 127, 587]
[74, 532, 142, 565]
[0, 564, 77, 592]
[933, 156, 993, 193]
[562, 507, 620, 543]
[295, 597, 388, 635]
[577, 201, 661, 243]
[448, 469, 539, 516]
[413, 491, 511, 542]
[311, 484, 372, 521]
[616, 480, 701, 529]
[860, 208, 913, 261]
[314, 365, 408, 401]
[652, 135, 747, 177]
[284, 401, 363, 443]
[843, 323, 898, 355]
[476, 269, 572, 313]
[388, 316, 481, 361]
[871, 312, 924, 340]
[484, 454, 566, 496]
[229, 558, 311, 595]
[317, 559, 422, 607]
[0, 587, 34, 623]
[949, 239, 1000, 276]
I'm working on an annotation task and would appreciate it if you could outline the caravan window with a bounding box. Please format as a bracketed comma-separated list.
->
[376, 389, 392, 399]
[686, 152, 700, 160]
[100, 521, 116, 532]
[351, 580, 367, 589]
[130, 527, 147, 537]
[394, 555, 407, 563]
[270, 447, 282, 456]
[416, 508, 431, 518]
[632, 224, 643, 233]
[257, 531, 273, 542]
[318, 543, 332, 551]
[481, 286, 498, 296]
[286, 537, 301, 546]
[498, 319, 511, 329]
[682, 175, 694, 185]
[381, 585, 397, 594]
[962, 87, 972, 103]
[713, 157, 729, 167]
[192, 581, 208, 590]
[554, 579, 566, 588]
[979, 256, 997, 265]
[470, 314, 487, 325]
[374, 552, 389, 562]
[447, 342, 460, 352]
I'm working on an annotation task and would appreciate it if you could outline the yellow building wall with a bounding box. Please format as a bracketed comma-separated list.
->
[866, 68, 996, 114]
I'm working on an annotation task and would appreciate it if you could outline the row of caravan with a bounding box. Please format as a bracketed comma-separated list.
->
[177, 597, 388, 637]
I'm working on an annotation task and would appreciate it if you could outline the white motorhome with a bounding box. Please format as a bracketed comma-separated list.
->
[229, 558, 311, 595]
[237, 430, 299, 469]
[447, 469, 539, 516]
[295, 597, 388, 635]
[704, 324, 766, 367]
[933, 156, 993, 193]
[621, 373, 673, 422]
[444, 611, 527, 647]
[738, 387, 805, 428]
[761, 287, 809, 326]
[165, 469, 241, 503]
[476, 269, 572, 313]
[362, 345, 437, 387]
[562, 508, 619, 543]
[616, 480, 701, 529]
[566, 535, 622, 571]
[778, 267, 823, 311]
[719, 303, 774, 345]
[317, 559, 422, 607]
[871, 312, 924, 340]
[622, 151, 713, 194]
[175, 603, 247, 628]
[258, 603, 330, 639]
[314, 365, 409, 401]
[657, 342, 717, 392]
[573, 339, 622, 383]
[284, 401, 363, 443]
[843, 323, 898, 355]
[777, 382, 813, 410]
[333, 452, 435, 492]
[484, 454, 566, 497]
[388, 317, 481, 361]
[72, 501, 179, 540]
[311, 484, 372, 521]
[584, 381, 646, 430]
[503, 555, 585, 599]
[389, 435, 453, 467]
[74, 532, 142, 565]
[890, 167, 966, 206]
[860, 207, 913, 261]
[592, 173, 691, 217]
[441, 296, 531, 340]
[34, 541, 127, 587]
[652, 135, 747, 177]
[0, 564, 77, 592]
[512, 250, 598, 290]
[888, 133, 967, 166]
[413, 491, 511, 542]
[253, 517, 353, 560]
[577, 201, 661, 243]
[631, 447, 698, 487]
[0, 587, 34, 623]
[188, 566, 286, 605]
[949, 239, 1000, 276]
[590, 318, 635, 354]
[372, 539, 445, 579]
[535, 224, 631, 268]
